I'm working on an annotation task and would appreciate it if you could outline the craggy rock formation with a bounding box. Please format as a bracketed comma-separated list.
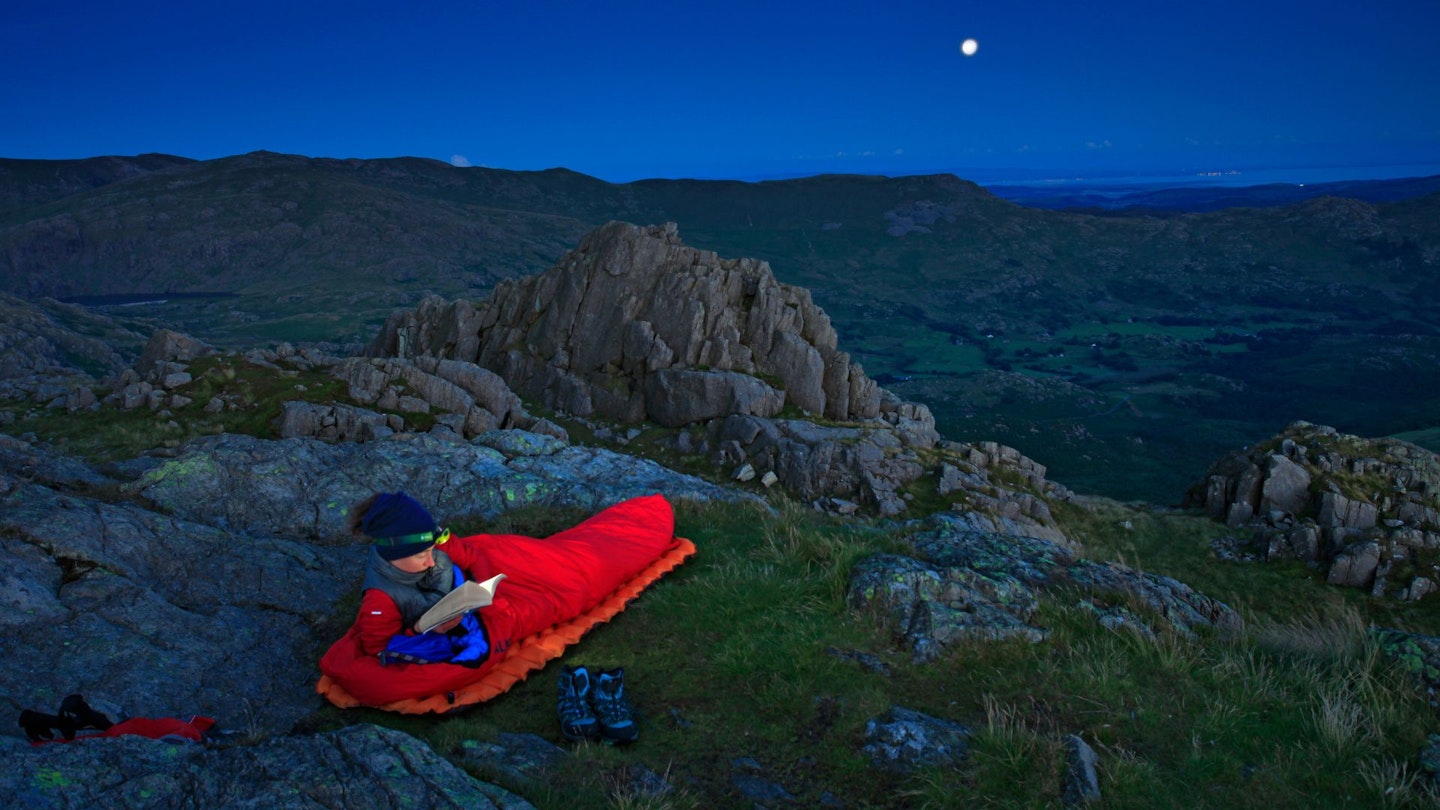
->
[847, 512, 1242, 662]
[1190, 421, 1440, 600]
[368, 221, 880, 425]
[365, 221, 1072, 525]
[931, 438, 1068, 543]
[0, 724, 530, 809]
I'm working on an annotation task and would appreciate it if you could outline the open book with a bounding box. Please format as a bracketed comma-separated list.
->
[415, 573, 507, 634]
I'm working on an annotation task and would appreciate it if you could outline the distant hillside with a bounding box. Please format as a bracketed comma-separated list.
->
[2, 151, 1438, 503]
[0, 153, 196, 213]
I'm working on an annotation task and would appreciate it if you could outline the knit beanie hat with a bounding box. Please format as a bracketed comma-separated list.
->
[360, 492, 440, 561]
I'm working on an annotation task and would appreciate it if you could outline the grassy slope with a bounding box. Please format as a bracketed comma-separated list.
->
[323, 498, 1440, 809]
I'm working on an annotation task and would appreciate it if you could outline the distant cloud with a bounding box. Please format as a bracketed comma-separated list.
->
[790, 147, 902, 162]
[450, 154, 472, 167]
[1085, 140, 1113, 149]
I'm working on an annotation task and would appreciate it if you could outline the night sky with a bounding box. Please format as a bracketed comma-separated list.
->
[4, 0, 1438, 184]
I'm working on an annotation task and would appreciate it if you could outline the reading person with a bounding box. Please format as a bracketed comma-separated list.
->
[320, 492, 684, 710]
[349, 491, 493, 663]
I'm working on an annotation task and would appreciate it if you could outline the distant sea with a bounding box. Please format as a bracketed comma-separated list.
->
[961, 162, 1440, 190]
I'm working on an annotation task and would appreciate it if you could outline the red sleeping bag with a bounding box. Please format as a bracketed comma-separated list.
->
[318, 493, 693, 712]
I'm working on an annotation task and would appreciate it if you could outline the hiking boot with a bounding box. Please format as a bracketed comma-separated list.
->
[590, 668, 638, 744]
[557, 665, 601, 742]
[19, 709, 66, 742]
[58, 694, 113, 734]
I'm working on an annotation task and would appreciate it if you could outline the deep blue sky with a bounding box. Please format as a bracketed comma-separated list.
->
[4, 0, 1438, 184]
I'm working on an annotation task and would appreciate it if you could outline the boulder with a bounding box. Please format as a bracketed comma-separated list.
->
[847, 513, 1241, 662]
[134, 328, 212, 376]
[276, 400, 395, 441]
[1318, 491, 1378, 531]
[848, 553, 1048, 661]
[714, 415, 932, 519]
[1372, 627, 1440, 691]
[1063, 734, 1102, 806]
[291, 355, 544, 443]
[1259, 454, 1311, 516]
[425, 357, 525, 427]
[862, 706, 972, 773]
[1327, 540, 1382, 588]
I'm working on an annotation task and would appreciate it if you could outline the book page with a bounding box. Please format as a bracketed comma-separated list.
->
[415, 573, 506, 633]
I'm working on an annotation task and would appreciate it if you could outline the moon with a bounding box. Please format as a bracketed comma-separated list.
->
[960, 38, 978, 57]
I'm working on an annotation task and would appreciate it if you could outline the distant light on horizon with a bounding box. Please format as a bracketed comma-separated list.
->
[960, 38, 978, 57]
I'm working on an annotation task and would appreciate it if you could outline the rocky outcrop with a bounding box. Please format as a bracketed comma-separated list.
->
[94, 331, 566, 444]
[847, 513, 1242, 662]
[0, 437, 363, 739]
[0, 724, 530, 809]
[102, 328, 216, 412]
[364, 221, 1072, 528]
[0, 292, 144, 412]
[1190, 421, 1440, 600]
[368, 221, 881, 424]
